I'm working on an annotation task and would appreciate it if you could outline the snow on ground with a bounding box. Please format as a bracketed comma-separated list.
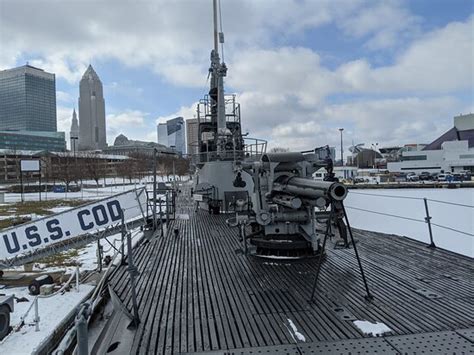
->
[345, 188, 474, 257]
[0, 228, 144, 354]
[1, 175, 182, 203]
[353, 320, 391, 336]
[286, 318, 306, 342]
[0, 284, 94, 355]
[0, 183, 156, 354]
[3, 184, 140, 203]
[48, 206, 74, 214]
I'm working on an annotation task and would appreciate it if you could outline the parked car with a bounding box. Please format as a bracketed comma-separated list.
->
[437, 173, 452, 182]
[459, 170, 472, 181]
[418, 172, 432, 181]
[406, 172, 419, 182]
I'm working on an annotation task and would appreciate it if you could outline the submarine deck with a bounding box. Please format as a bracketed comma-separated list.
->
[103, 190, 474, 354]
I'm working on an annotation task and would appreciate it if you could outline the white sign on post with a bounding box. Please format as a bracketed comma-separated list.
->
[0, 188, 147, 260]
[20, 160, 40, 172]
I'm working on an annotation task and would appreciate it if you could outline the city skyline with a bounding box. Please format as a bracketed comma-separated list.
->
[0, 0, 472, 156]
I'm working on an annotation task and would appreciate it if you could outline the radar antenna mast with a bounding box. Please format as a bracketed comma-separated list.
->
[210, 0, 229, 157]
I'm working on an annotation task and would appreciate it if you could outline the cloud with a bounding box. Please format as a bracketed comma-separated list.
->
[56, 106, 73, 148]
[1, 0, 471, 153]
[252, 95, 461, 153]
[338, 1, 421, 50]
[0, 0, 425, 84]
[56, 91, 74, 104]
[107, 110, 147, 128]
[156, 103, 198, 124]
[105, 110, 151, 145]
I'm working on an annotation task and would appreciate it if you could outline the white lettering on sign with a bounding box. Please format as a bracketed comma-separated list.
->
[0, 188, 147, 260]
[20, 160, 40, 172]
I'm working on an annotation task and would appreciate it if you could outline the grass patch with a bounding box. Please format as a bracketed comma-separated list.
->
[36, 248, 82, 267]
[0, 199, 87, 229]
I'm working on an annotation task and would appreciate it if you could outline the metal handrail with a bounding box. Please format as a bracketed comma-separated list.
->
[349, 190, 474, 208]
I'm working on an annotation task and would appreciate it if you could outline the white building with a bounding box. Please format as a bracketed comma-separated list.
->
[388, 113, 474, 174]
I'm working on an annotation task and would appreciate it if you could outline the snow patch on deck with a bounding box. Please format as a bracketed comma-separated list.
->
[0, 285, 94, 355]
[353, 320, 391, 336]
[287, 318, 306, 342]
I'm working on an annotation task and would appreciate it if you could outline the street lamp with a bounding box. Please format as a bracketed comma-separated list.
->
[71, 136, 78, 158]
[339, 128, 344, 166]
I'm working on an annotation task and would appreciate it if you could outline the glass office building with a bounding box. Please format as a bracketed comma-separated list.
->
[0, 65, 57, 132]
[0, 131, 66, 151]
[167, 117, 185, 155]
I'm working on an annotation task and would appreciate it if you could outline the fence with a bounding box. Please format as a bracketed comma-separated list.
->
[344, 189, 474, 257]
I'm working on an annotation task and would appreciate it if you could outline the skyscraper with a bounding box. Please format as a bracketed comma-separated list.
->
[186, 118, 198, 155]
[70, 108, 79, 153]
[0, 64, 57, 131]
[157, 123, 167, 146]
[78, 65, 106, 150]
[167, 117, 185, 155]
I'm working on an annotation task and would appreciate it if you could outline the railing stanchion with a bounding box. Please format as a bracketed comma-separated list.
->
[34, 297, 40, 332]
[423, 198, 436, 248]
[126, 227, 140, 328]
[76, 265, 80, 292]
[76, 303, 90, 355]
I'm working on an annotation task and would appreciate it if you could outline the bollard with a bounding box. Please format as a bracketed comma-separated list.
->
[423, 198, 436, 248]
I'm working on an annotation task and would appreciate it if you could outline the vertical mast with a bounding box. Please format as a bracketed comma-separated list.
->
[210, 0, 228, 156]
[213, 0, 219, 55]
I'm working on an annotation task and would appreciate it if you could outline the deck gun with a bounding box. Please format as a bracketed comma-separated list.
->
[229, 149, 349, 257]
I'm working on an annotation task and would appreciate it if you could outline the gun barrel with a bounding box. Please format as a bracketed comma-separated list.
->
[277, 177, 348, 201]
[272, 195, 302, 209]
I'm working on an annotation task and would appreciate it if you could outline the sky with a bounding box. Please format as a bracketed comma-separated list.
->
[0, 0, 473, 155]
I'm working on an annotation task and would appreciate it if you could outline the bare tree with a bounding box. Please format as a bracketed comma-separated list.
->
[83, 153, 107, 188]
[116, 157, 137, 183]
[52, 153, 78, 191]
[175, 157, 190, 178]
[158, 155, 175, 181]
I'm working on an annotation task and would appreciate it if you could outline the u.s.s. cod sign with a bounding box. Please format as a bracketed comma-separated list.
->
[0, 188, 147, 260]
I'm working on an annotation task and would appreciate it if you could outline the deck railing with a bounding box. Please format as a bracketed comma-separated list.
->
[344, 190, 473, 255]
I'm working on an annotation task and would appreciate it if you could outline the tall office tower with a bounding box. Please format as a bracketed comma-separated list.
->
[186, 118, 198, 155]
[70, 108, 79, 153]
[167, 117, 185, 155]
[157, 123, 168, 146]
[78, 65, 106, 150]
[0, 64, 57, 131]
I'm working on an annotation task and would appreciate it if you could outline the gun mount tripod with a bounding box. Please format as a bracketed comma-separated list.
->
[310, 200, 374, 303]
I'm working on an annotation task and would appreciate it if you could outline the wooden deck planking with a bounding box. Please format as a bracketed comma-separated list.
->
[107, 191, 474, 354]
